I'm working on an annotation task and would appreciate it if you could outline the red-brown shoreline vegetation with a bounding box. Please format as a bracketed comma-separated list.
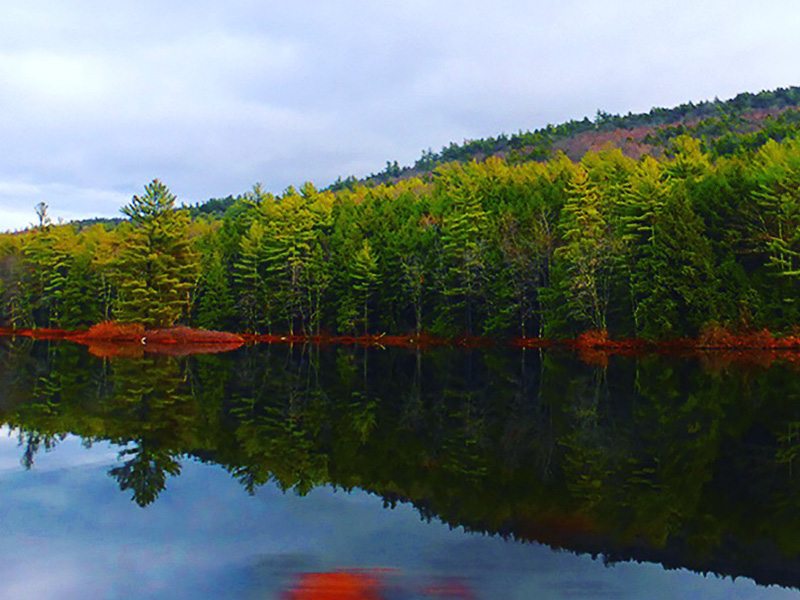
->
[1, 323, 799, 365]
[0, 322, 246, 358]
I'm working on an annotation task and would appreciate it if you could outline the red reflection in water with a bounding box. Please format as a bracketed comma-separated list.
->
[281, 570, 476, 599]
[283, 571, 384, 600]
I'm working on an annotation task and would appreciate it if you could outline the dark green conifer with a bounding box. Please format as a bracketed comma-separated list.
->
[113, 180, 199, 327]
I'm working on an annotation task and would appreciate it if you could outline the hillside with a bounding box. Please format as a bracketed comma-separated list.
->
[332, 85, 800, 189]
[73, 85, 800, 224]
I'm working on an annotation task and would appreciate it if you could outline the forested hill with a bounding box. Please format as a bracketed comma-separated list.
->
[73, 84, 800, 226]
[333, 85, 800, 189]
[2, 85, 800, 340]
[70, 84, 800, 225]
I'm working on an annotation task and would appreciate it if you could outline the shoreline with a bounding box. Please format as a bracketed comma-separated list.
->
[1, 323, 799, 360]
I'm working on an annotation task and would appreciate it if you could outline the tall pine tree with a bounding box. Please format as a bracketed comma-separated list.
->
[112, 180, 199, 328]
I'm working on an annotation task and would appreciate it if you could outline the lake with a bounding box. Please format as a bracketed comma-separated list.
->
[0, 338, 799, 599]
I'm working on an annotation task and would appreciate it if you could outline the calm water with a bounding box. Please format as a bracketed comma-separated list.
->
[1, 339, 799, 599]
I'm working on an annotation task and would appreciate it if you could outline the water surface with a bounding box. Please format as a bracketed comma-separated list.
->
[1, 339, 799, 598]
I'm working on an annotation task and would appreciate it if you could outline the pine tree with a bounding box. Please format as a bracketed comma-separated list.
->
[196, 247, 236, 330]
[233, 220, 268, 332]
[397, 210, 436, 336]
[305, 240, 332, 336]
[438, 167, 489, 334]
[260, 192, 317, 335]
[350, 239, 380, 335]
[22, 224, 79, 327]
[0, 237, 33, 328]
[554, 166, 618, 331]
[753, 140, 800, 280]
[749, 139, 800, 326]
[622, 157, 668, 335]
[59, 251, 103, 328]
[623, 156, 720, 337]
[112, 180, 199, 328]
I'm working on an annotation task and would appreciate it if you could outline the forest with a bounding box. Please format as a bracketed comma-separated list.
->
[1, 125, 800, 340]
[345, 84, 800, 186]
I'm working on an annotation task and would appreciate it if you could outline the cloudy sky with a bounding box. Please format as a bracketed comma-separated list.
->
[0, 1, 798, 230]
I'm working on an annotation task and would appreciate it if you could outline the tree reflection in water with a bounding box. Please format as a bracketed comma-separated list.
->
[2, 338, 800, 588]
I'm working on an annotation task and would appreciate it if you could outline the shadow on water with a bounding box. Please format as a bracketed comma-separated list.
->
[2, 337, 800, 591]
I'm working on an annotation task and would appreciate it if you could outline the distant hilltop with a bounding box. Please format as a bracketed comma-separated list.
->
[71, 83, 800, 227]
[338, 84, 800, 188]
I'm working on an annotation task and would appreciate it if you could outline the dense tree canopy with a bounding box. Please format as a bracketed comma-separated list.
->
[2, 130, 800, 339]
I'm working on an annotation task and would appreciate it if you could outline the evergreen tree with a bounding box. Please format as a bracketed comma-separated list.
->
[196, 246, 236, 330]
[59, 251, 103, 328]
[438, 165, 490, 334]
[233, 220, 268, 332]
[260, 191, 317, 335]
[0, 237, 33, 328]
[398, 210, 437, 336]
[749, 139, 800, 326]
[22, 225, 72, 327]
[112, 180, 199, 327]
[349, 239, 380, 335]
[3, 115, 800, 339]
[622, 157, 669, 335]
[553, 166, 621, 331]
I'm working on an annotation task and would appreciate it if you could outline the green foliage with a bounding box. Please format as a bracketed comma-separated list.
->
[553, 163, 625, 331]
[349, 239, 380, 335]
[747, 139, 800, 327]
[4, 91, 800, 338]
[752, 140, 800, 279]
[233, 220, 268, 331]
[436, 164, 490, 334]
[0, 237, 33, 328]
[111, 180, 200, 328]
[195, 241, 236, 330]
[335, 85, 800, 192]
[621, 156, 718, 337]
[260, 190, 320, 334]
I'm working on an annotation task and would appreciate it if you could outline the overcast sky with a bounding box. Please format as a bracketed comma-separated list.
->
[1, 1, 798, 230]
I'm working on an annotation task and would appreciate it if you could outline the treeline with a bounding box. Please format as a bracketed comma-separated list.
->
[340, 85, 800, 188]
[1, 134, 799, 339]
[644, 108, 800, 154]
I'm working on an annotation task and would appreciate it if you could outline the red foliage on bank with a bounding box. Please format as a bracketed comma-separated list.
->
[0, 322, 245, 356]
[75, 322, 244, 345]
[141, 325, 244, 345]
[0, 327, 75, 340]
[79, 321, 144, 341]
[1, 323, 799, 364]
[697, 323, 800, 349]
[560, 327, 800, 352]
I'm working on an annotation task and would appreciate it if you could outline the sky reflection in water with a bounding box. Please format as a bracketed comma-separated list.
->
[0, 428, 792, 600]
[2, 339, 800, 599]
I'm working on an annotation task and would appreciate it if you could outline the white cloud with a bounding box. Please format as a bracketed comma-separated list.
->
[0, 181, 130, 231]
[0, 1, 798, 229]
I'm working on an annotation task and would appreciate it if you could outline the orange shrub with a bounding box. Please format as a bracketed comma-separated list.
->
[81, 321, 145, 341]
